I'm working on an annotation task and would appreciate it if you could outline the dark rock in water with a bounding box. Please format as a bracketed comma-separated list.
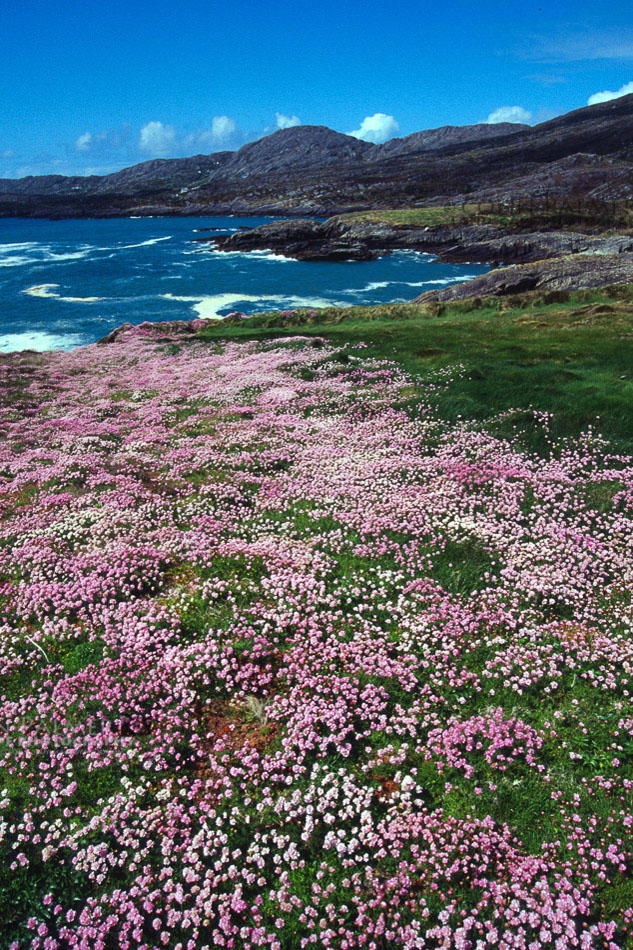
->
[207, 218, 382, 261]
[210, 218, 323, 250]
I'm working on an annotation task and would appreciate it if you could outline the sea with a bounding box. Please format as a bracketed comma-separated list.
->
[0, 216, 488, 352]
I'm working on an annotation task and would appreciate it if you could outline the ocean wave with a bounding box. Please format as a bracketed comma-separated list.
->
[392, 250, 436, 260]
[0, 242, 41, 252]
[161, 291, 345, 320]
[116, 236, 173, 249]
[0, 255, 44, 268]
[360, 281, 391, 291]
[162, 292, 266, 320]
[42, 249, 93, 262]
[355, 274, 480, 293]
[422, 274, 480, 286]
[194, 248, 296, 262]
[0, 331, 85, 353]
[273, 295, 346, 309]
[0, 244, 94, 267]
[22, 284, 104, 303]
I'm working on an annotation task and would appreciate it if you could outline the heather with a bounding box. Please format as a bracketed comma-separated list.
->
[0, 303, 633, 949]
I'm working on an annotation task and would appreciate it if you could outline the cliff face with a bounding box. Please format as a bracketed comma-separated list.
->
[2, 95, 633, 217]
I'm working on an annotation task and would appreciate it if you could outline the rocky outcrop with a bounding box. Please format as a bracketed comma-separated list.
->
[206, 215, 633, 302]
[413, 253, 633, 301]
[200, 218, 383, 261]
[374, 122, 529, 158]
[207, 216, 633, 266]
[97, 320, 203, 345]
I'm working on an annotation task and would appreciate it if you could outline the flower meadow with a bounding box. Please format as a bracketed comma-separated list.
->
[1, 320, 633, 949]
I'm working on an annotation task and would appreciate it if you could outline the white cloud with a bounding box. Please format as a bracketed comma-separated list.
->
[139, 121, 177, 156]
[1, 149, 14, 159]
[276, 112, 301, 129]
[211, 115, 237, 141]
[349, 113, 399, 144]
[187, 117, 239, 151]
[587, 80, 633, 105]
[486, 106, 533, 125]
[75, 132, 93, 152]
[72, 125, 134, 157]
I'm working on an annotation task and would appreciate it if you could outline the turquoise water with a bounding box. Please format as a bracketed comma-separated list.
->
[0, 216, 488, 351]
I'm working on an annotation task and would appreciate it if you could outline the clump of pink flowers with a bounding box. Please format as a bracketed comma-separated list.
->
[425, 707, 546, 778]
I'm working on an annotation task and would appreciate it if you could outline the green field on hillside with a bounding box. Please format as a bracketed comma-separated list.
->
[334, 201, 633, 231]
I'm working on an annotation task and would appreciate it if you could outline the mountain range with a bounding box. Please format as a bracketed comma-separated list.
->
[2, 95, 633, 218]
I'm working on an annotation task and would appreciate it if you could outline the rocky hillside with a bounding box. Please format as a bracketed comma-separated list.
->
[2, 95, 633, 217]
[375, 121, 529, 157]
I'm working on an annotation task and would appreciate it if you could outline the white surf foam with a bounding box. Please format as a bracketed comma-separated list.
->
[393, 250, 436, 260]
[22, 284, 103, 303]
[0, 242, 44, 267]
[193, 248, 296, 262]
[42, 249, 93, 262]
[362, 281, 391, 291]
[0, 243, 93, 267]
[0, 242, 41, 252]
[245, 250, 295, 262]
[420, 274, 480, 286]
[162, 292, 266, 320]
[0, 255, 42, 268]
[355, 274, 481, 293]
[0, 331, 85, 353]
[117, 236, 173, 249]
[162, 291, 345, 320]
[275, 295, 346, 309]
[22, 284, 61, 299]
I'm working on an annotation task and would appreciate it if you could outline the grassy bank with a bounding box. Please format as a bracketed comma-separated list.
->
[333, 200, 633, 231]
[200, 283, 633, 452]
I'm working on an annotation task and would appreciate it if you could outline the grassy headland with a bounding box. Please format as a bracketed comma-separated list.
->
[333, 199, 633, 232]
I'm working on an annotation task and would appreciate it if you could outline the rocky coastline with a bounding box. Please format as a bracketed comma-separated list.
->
[202, 214, 633, 299]
[203, 216, 633, 265]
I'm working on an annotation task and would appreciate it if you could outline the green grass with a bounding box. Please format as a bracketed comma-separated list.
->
[333, 201, 633, 232]
[335, 205, 504, 227]
[430, 538, 497, 596]
[200, 284, 633, 452]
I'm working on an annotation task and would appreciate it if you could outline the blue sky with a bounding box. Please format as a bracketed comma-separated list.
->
[2, 0, 633, 177]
